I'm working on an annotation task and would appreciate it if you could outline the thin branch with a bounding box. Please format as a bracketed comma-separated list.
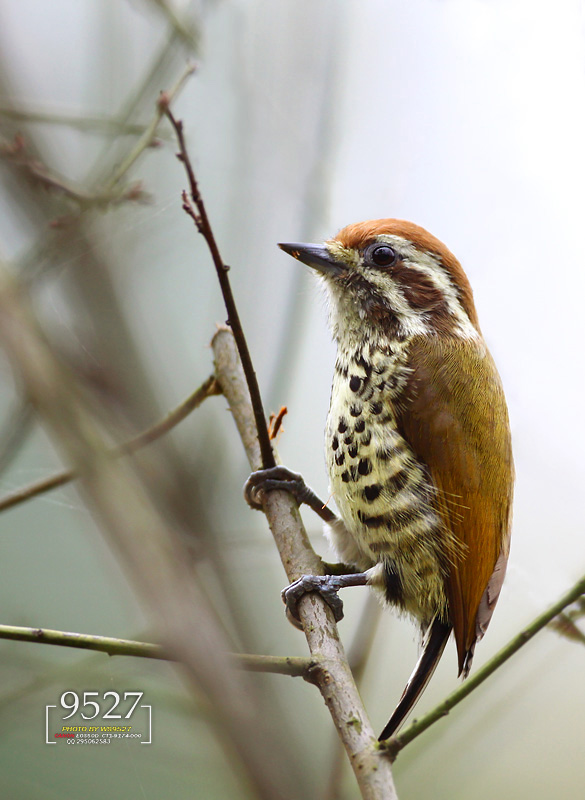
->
[163, 108, 276, 472]
[235, 653, 316, 677]
[0, 134, 150, 207]
[0, 105, 164, 137]
[0, 375, 220, 514]
[146, 0, 201, 49]
[549, 612, 585, 646]
[103, 62, 195, 193]
[0, 624, 166, 659]
[0, 624, 315, 676]
[212, 327, 398, 800]
[385, 572, 585, 759]
[83, 30, 193, 186]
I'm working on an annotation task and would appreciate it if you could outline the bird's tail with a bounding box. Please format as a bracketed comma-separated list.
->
[378, 618, 452, 740]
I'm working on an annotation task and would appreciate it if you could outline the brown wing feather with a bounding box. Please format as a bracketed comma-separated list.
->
[395, 336, 514, 674]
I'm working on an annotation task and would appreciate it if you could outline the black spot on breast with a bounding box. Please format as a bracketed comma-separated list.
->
[357, 511, 388, 528]
[364, 484, 382, 502]
[348, 442, 358, 458]
[383, 563, 403, 606]
[361, 430, 372, 446]
[343, 434, 354, 446]
[341, 470, 350, 483]
[349, 375, 361, 392]
[384, 506, 424, 533]
[356, 354, 372, 378]
[338, 418, 348, 433]
[350, 404, 362, 417]
[370, 401, 383, 415]
[355, 419, 366, 433]
[358, 457, 372, 476]
[331, 436, 339, 451]
[362, 386, 374, 402]
[387, 470, 410, 494]
[377, 444, 401, 461]
[335, 452, 345, 466]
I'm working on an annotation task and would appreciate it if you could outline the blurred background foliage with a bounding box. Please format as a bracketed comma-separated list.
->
[0, 1, 584, 798]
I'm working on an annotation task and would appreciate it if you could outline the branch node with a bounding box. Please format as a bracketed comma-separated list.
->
[157, 91, 171, 113]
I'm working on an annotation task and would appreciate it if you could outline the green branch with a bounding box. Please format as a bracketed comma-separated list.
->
[384, 571, 585, 759]
[0, 623, 315, 677]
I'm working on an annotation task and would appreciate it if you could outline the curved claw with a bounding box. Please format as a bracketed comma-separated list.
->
[243, 466, 307, 510]
[282, 575, 345, 623]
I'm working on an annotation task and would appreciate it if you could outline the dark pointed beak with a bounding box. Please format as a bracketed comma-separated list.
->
[278, 242, 344, 277]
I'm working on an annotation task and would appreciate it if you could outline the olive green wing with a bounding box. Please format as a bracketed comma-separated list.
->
[395, 336, 514, 673]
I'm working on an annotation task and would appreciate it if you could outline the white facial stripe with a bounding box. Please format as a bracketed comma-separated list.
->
[325, 239, 431, 339]
[324, 234, 479, 341]
[375, 235, 479, 340]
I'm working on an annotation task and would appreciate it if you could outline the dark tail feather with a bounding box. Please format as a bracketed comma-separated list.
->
[378, 619, 452, 740]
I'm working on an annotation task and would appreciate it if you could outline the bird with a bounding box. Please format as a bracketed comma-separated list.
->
[246, 218, 513, 740]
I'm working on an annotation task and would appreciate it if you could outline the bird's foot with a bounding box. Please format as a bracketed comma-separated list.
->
[282, 571, 369, 624]
[282, 574, 346, 622]
[244, 466, 328, 514]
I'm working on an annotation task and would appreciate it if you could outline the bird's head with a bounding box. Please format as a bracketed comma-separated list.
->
[279, 219, 480, 345]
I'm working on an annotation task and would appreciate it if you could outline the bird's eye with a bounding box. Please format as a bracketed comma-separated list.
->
[370, 245, 397, 267]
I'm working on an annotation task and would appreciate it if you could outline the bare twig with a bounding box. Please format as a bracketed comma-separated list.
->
[0, 624, 315, 676]
[0, 105, 163, 136]
[0, 134, 150, 207]
[212, 327, 398, 800]
[549, 612, 585, 646]
[163, 108, 276, 472]
[103, 63, 195, 193]
[268, 407, 287, 440]
[0, 375, 220, 514]
[83, 32, 195, 187]
[0, 624, 167, 659]
[146, 0, 200, 49]
[384, 572, 585, 759]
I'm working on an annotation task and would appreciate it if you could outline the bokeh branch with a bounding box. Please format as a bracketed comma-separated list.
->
[0, 375, 220, 514]
[0, 261, 306, 800]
